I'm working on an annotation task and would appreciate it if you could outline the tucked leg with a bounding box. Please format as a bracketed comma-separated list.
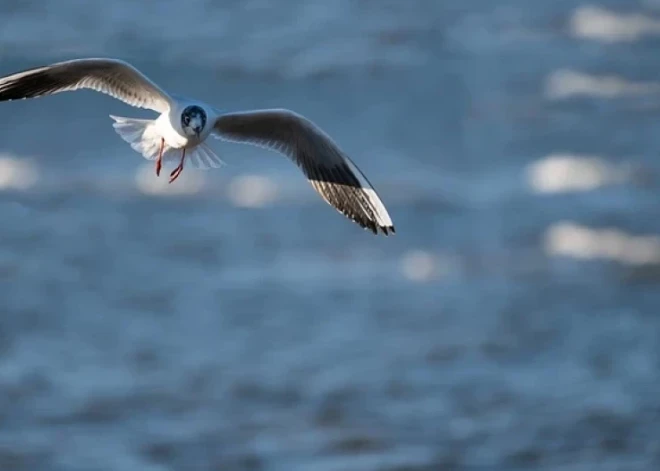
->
[169, 148, 187, 184]
[156, 138, 165, 176]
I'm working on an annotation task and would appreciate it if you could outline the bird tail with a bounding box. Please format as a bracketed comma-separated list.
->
[109, 115, 225, 169]
[110, 115, 166, 161]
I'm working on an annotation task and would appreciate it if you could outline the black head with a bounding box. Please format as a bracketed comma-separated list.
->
[181, 105, 207, 137]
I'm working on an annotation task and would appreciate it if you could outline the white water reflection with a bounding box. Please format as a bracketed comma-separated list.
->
[134, 163, 206, 196]
[227, 174, 279, 208]
[0, 155, 39, 191]
[545, 221, 660, 265]
[545, 69, 660, 100]
[526, 153, 630, 194]
[570, 6, 660, 42]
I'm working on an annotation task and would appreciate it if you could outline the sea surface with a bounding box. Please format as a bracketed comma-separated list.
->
[1, 1, 660, 470]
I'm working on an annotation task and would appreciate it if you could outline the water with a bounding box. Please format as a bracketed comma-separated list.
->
[1, 1, 660, 470]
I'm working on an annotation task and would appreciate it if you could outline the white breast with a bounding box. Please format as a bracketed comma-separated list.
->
[155, 112, 189, 149]
[155, 102, 217, 150]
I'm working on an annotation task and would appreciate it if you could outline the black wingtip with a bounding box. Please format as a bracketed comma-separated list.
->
[383, 225, 396, 236]
[371, 224, 395, 236]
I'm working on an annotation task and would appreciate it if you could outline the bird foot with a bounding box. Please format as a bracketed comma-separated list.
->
[168, 148, 186, 184]
[156, 138, 164, 176]
[169, 164, 184, 184]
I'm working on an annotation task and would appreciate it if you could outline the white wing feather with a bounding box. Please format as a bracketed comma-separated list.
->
[0, 58, 172, 112]
[213, 109, 394, 235]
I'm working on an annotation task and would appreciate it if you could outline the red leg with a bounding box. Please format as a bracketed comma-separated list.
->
[156, 138, 164, 176]
[169, 148, 186, 184]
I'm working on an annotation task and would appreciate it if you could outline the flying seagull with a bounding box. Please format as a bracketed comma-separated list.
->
[0, 58, 395, 235]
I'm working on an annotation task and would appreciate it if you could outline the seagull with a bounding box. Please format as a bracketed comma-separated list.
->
[0, 58, 395, 235]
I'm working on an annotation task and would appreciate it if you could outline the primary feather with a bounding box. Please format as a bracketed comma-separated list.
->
[213, 109, 395, 235]
[0, 58, 171, 112]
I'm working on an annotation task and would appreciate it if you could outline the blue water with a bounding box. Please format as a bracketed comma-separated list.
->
[1, 1, 660, 470]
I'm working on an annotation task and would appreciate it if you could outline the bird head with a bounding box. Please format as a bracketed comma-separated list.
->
[181, 105, 207, 137]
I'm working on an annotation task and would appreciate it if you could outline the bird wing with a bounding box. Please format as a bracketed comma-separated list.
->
[0, 58, 172, 113]
[213, 109, 395, 235]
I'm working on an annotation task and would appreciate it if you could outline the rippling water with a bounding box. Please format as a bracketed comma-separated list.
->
[1, 1, 660, 470]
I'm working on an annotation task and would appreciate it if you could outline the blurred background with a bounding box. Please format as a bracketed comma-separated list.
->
[1, 1, 660, 470]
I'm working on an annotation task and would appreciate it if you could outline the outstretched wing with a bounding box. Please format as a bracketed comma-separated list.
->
[0, 58, 172, 112]
[213, 109, 395, 235]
